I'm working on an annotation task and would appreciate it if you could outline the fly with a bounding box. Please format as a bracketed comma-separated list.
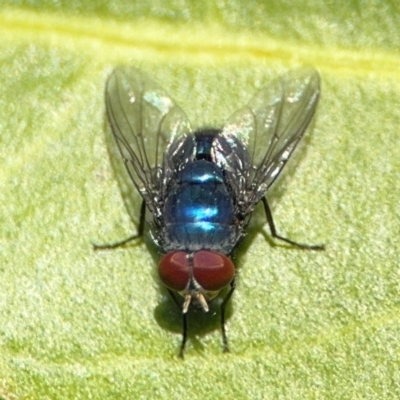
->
[94, 66, 324, 357]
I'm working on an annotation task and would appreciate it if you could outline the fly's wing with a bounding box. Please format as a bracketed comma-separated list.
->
[218, 68, 320, 215]
[105, 67, 192, 224]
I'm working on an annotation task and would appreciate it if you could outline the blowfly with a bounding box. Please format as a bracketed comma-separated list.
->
[95, 67, 324, 357]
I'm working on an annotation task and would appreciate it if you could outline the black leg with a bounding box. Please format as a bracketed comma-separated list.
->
[167, 289, 187, 359]
[179, 312, 188, 359]
[221, 278, 236, 353]
[167, 289, 181, 308]
[262, 197, 324, 250]
[92, 200, 146, 250]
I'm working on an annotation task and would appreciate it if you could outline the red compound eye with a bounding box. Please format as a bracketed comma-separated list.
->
[158, 251, 235, 292]
[193, 251, 235, 291]
[158, 251, 190, 291]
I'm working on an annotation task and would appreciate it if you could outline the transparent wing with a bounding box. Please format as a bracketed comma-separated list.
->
[105, 67, 192, 221]
[218, 68, 320, 214]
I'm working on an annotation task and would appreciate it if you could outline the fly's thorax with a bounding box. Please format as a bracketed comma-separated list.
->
[158, 250, 235, 312]
[160, 159, 240, 253]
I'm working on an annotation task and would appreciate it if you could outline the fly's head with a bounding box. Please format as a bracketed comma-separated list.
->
[158, 250, 235, 313]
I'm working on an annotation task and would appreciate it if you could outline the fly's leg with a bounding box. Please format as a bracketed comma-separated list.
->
[221, 278, 236, 353]
[179, 313, 188, 359]
[93, 232, 141, 250]
[93, 200, 146, 250]
[167, 289, 188, 359]
[262, 197, 324, 250]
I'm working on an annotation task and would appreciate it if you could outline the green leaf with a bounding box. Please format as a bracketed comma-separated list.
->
[1, 1, 400, 399]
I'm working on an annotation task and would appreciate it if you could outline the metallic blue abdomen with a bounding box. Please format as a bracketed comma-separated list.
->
[162, 159, 238, 254]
